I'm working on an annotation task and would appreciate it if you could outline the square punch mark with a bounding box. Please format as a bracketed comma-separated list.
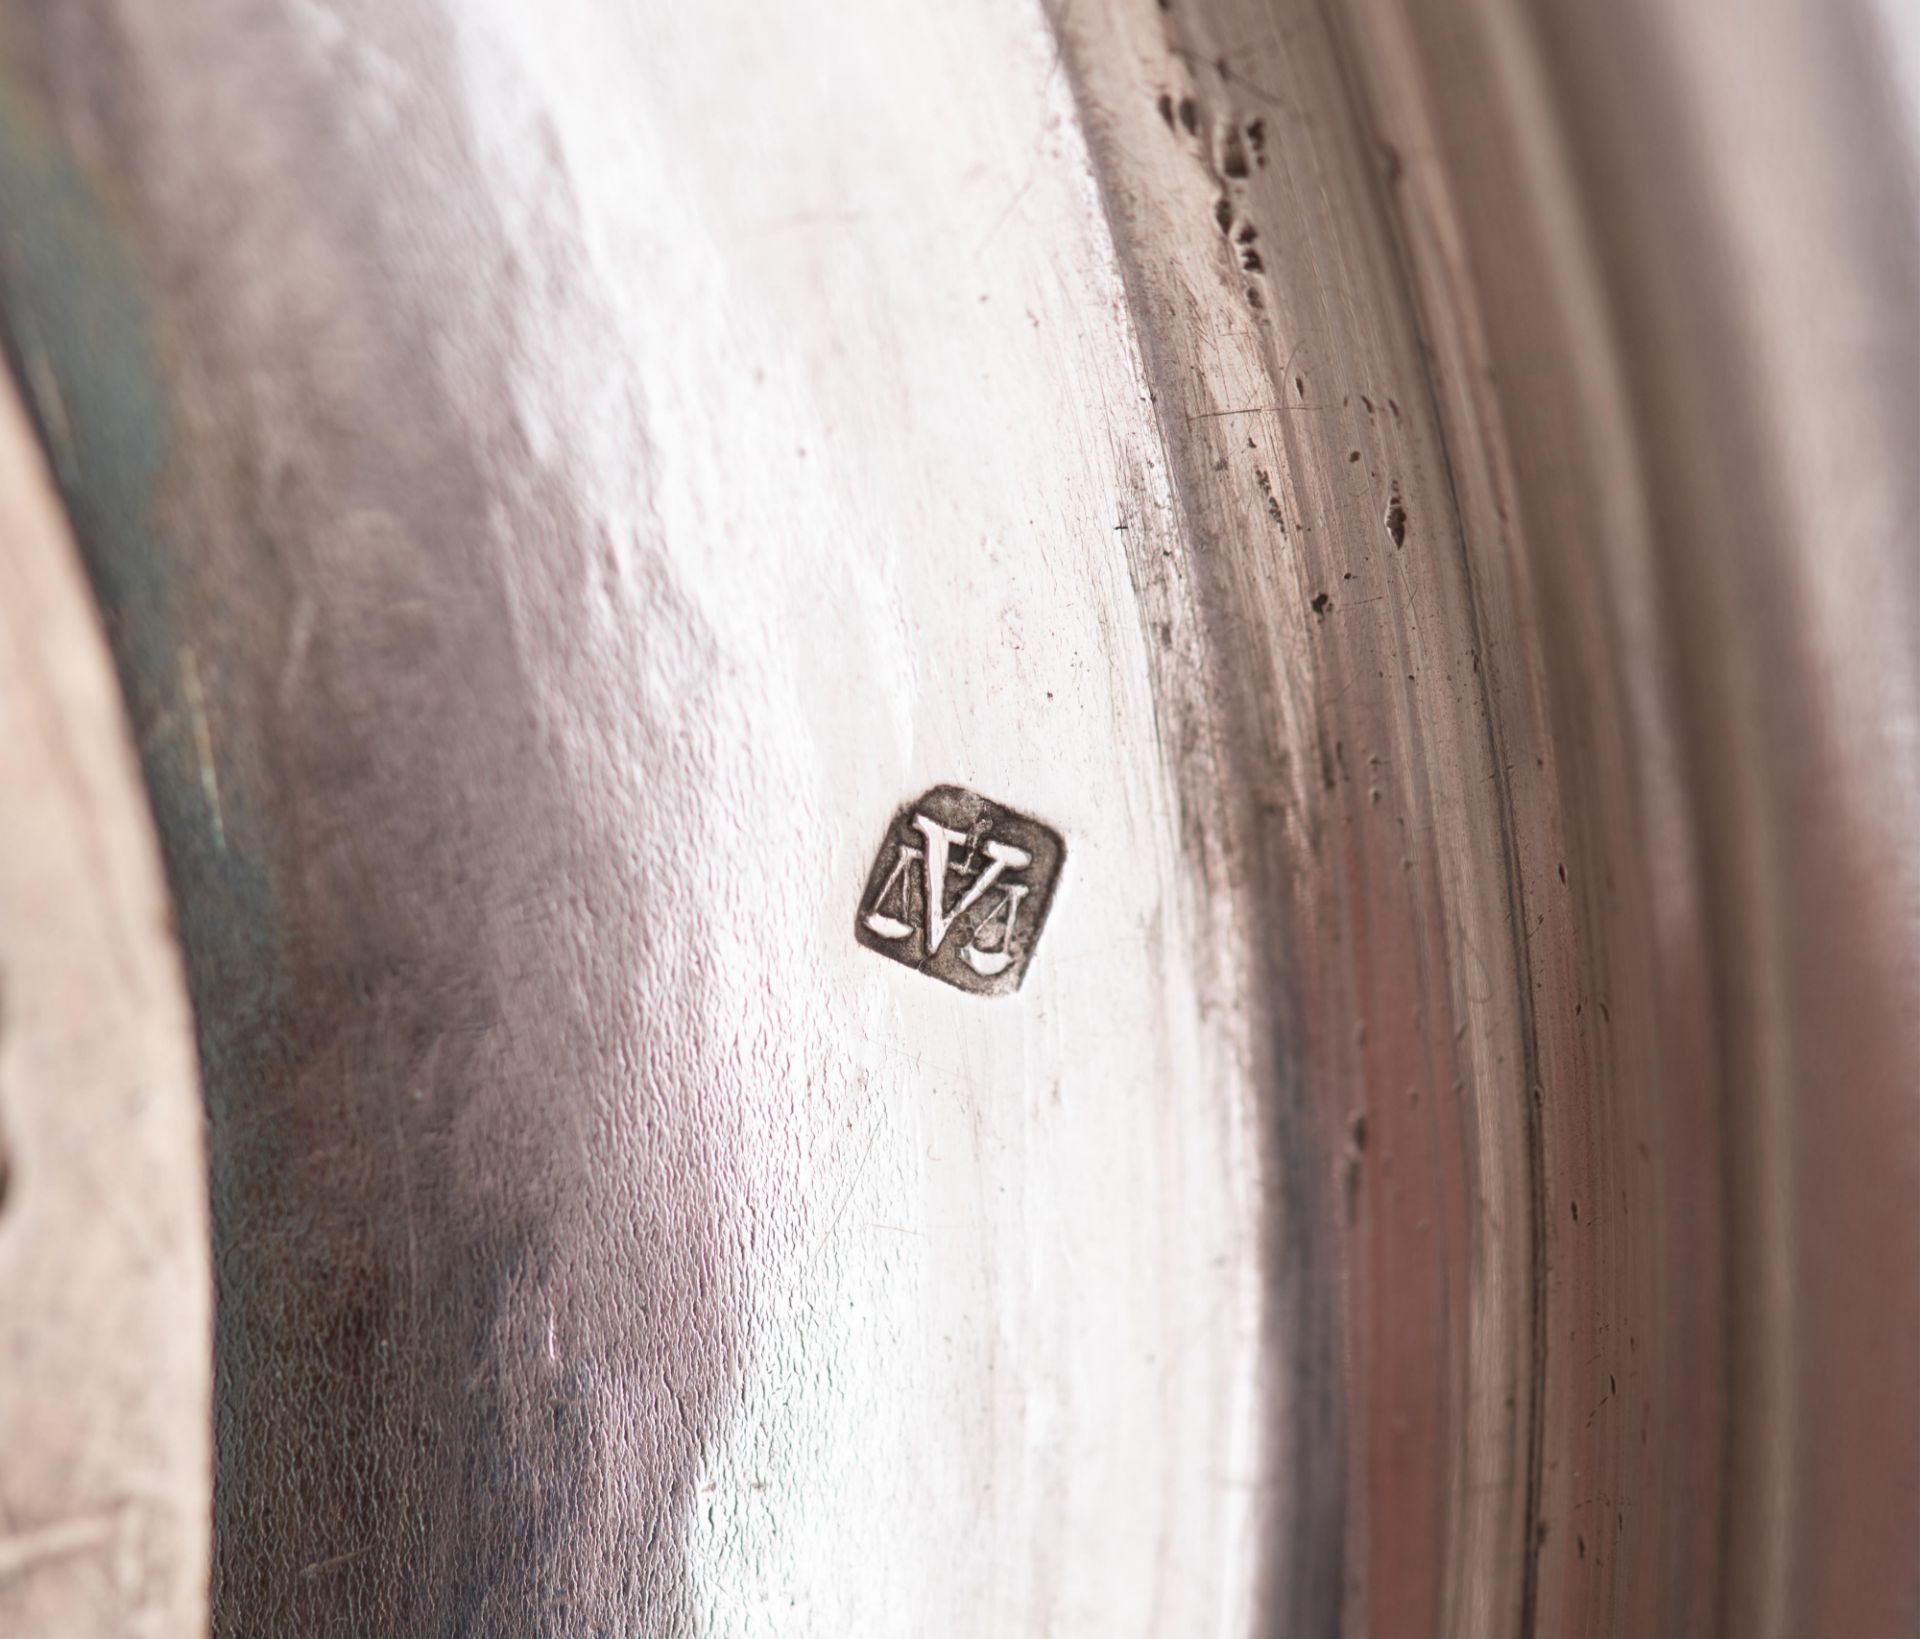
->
[855, 785, 1064, 996]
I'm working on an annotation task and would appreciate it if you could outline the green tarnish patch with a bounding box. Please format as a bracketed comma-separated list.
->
[0, 75, 282, 1113]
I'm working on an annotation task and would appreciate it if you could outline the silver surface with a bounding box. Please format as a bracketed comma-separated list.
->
[0, 0, 1911, 1633]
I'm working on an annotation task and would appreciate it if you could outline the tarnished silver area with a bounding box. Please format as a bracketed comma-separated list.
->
[856, 787, 1064, 995]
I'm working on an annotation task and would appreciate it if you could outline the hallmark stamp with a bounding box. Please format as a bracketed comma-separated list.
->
[855, 785, 1064, 996]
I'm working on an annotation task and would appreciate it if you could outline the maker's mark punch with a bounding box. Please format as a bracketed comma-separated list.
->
[855, 786, 1064, 996]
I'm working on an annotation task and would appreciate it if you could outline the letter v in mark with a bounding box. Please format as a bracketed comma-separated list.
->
[855, 785, 1064, 996]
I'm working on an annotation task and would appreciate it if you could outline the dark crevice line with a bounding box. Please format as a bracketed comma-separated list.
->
[1037, 8, 1350, 1635]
